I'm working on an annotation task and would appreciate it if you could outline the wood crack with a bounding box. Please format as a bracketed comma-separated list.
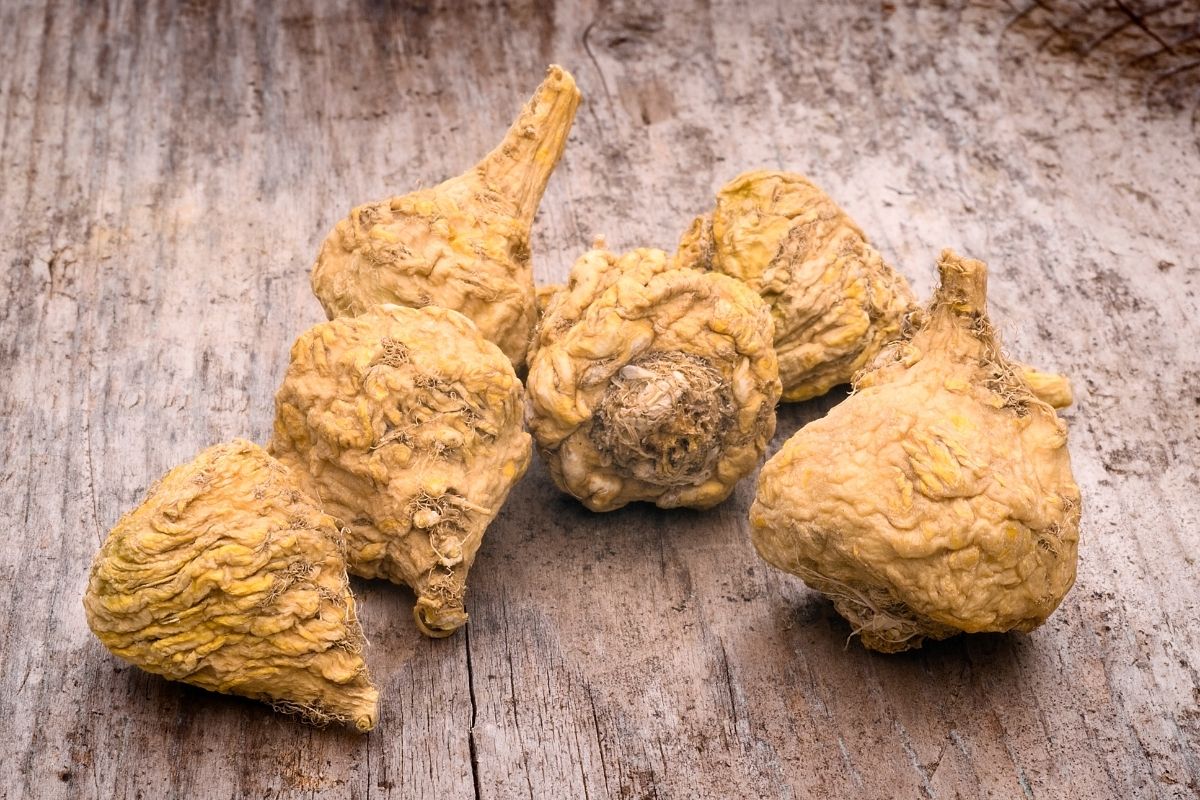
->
[464, 624, 483, 800]
[580, 18, 614, 109]
[586, 686, 611, 797]
[500, 599, 535, 800]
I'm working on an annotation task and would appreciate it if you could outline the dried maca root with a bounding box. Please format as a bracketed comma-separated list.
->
[83, 440, 379, 731]
[676, 170, 1075, 408]
[750, 251, 1081, 653]
[527, 245, 781, 511]
[270, 304, 531, 637]
[311, 66, 581, 368]
[676, 170, 915, 402]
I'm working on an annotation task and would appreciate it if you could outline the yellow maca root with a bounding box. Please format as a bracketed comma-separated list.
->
[750, 251, 1080, 653]
[270, 304, 531, 637]
[311, 66, 581, 368]
[83, 440, 379, 731]
[526, 244, 781, 512]
[675, 170, 915, 403]
[676, 170, 1074, 409]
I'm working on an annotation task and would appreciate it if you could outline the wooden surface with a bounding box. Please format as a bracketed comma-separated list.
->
[2, 1, 1198, 798]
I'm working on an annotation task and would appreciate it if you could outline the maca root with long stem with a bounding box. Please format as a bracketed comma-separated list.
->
[311, 66, 581, 368]
[526, 244, 781, 511]
[675, 170, 1075, 408]
[270, 304, 531, 637]
[83, 440, 380, 731]
[750, 250, 1081, 653]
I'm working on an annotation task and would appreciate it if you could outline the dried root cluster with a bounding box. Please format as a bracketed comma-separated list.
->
[676, 170, 1073, 410]
[672, 170, 1081, 649]
[85, 68, 564, 730]
[86, 64, 1086, 735]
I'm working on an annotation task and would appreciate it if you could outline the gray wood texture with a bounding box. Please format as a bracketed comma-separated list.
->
[2, 1, 1198, 797]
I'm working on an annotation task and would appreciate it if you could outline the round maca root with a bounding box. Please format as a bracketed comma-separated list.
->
[526, 245, 781, 512]
[270, 304, 531, 637]
[676, 171, 1075, 409]
[83, 440, 379, 731]
[675, 170, 915, 403]
[311, 66, 581, 368]
[750, 251, 1081, 653]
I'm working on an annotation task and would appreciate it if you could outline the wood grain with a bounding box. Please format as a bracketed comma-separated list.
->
[1, 1, 1197, 798]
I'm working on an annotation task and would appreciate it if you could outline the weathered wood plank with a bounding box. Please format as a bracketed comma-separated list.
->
[1, 1, 1197, 798]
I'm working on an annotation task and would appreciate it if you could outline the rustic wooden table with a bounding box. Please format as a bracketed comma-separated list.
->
[2, 1, 1198, 798]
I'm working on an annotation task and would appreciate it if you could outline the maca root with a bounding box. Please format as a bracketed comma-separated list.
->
[311, 66, 581, 368]
[525, 245, 781, 512]
[270, 304, 531, 637]
[83, 440, 380, 731]
[750, 250, 1081, 653]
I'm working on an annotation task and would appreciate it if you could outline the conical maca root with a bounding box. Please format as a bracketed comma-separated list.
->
[750, 250, 1081, 653]
[676, 170, 1074, 408]
[270, 305, 531, 637]
[311, 66, 581, 368]
[83, 440, 379, 731]
[526, 245, 781, 511]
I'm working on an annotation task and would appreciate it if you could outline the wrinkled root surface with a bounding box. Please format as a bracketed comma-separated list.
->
[589, 351, 734, 487]
[412, 565, 469, 637]
[796, 565, 960, 653]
